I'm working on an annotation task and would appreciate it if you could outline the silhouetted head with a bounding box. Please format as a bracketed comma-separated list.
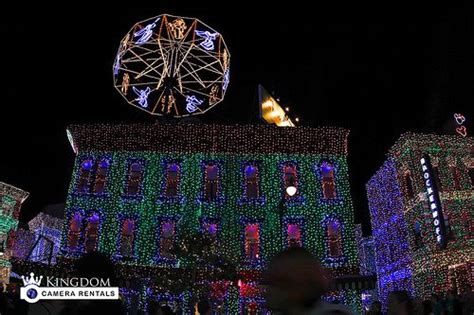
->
[387, 290, 413, 315]
[75, 251, 117, 286]
[197, 299, 211, 314]
[263, 247, 331, 312]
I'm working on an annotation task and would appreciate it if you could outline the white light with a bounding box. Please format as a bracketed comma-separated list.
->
[286, 186, 297, 197]
[0, 252, 3, 257]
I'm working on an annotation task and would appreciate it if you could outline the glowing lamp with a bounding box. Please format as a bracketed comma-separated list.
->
[286, 185, 297, 197]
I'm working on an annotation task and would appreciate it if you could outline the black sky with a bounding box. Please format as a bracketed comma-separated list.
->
[1, 4, 473, 234]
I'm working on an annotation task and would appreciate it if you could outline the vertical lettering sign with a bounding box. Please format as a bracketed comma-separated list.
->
[420, 155, 446, 249]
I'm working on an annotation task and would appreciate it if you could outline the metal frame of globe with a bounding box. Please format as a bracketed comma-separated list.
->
[113, 14, 231, 117]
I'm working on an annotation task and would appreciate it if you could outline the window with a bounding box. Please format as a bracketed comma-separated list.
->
[444, 214, 454, 241]
[77, 159, 93, 193]
[158, 220, 176, 259]
[404, 172, 414, 199]
[202, 221, 218, 238]
[84, 213, 100, 252]
[202, 220, 219, 252]
[0, 196, 16, 216]
[244, 165, 260, 199]
[461, 211, 472, 239]
[120, 219, 135, 257]
[126, 162, 144, 195]
[451, 166, 461, 190]
[321, 162, 336, 199]
[164, 163, 180, 197]
[283, 164, 298, 198]
[469, 168, 474, 187]
[204, 163, 219, 201]
[245, 224, 260, 260]
[433, 166, 442, 191]
[93, 159, 110, 194]
[67, 212, 82, 249]
[327, 219, 342, 258]
[287, 223, 302, 248]
[413, 221, 422, 249]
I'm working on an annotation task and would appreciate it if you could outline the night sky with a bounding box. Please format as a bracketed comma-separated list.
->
[1, 4, 473, 234]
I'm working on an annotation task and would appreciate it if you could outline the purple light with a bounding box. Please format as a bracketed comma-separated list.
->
[100, 160, 110, 169]
[89, 213, 100, 223]
[82, 160, 93, 170]
[321, 162, 333, 174]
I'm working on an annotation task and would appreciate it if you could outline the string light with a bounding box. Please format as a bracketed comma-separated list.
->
[0, 182, 29, 283]
[113, 14, 230, 117]
[367, 133, 474, 306]
[54, 123, 362, 312]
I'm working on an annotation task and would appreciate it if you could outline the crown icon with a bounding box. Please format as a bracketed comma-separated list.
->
[21, 272, 43, 286]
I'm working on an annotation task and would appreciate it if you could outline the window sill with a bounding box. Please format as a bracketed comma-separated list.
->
[238, 196, 266, 206]
[157, 195, 185, 204]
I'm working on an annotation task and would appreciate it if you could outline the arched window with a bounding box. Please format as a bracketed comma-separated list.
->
[321, 162, 336, 199]
[451, 166, 461, 190]
[126, 162, 143, 195]
[469, 168, 474, 187]
[77, 159, 93, 193]
[84, 213, 100, 252]
[244, 165, 260, 199]
[202, 221, 218, 236]
[67, 212, 83, 249]
[204, 164, 219, 201]
[327, 219, 342, 258]
[432, 166, 442, 191]
[444, 214, 454, 241]
[283, 164, 298, 198]
[93, 159, 110, 194]
[159, 220, 176, 259]
[202, 220, 219, 252]
[414, 221, 422, 249]
[287, 223, 302, 248]
[404, 171, 414, 199]
[245, 224, 260, 260]
[165, 163, 180, 197]
[120, 219, 135, 257]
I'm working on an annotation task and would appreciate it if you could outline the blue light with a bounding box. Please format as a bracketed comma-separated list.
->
[113, 55, 120, 76]
[82, 160, 93, 170]
[195, 30, 219, 50]
[223, 70, 230, 91]
[185, 95, 203, 113]
[133, 87, 152, 108]
[133, 19, 159, 45]
[100, 159, 110, 169]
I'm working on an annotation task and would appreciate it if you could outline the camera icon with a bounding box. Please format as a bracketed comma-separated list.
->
[20, 284, 42, 303]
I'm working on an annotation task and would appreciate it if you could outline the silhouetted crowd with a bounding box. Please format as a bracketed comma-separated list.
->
[365, 289, 474, 315]
[0, 249, 473, 314]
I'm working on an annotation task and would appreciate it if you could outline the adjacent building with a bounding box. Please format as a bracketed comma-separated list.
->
[0, 182, 29, 284]
[367, 133, 473, 304]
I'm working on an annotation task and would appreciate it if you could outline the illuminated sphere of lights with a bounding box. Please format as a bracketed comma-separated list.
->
[113, 14, 231, 117]
[285, 185, 297, 197]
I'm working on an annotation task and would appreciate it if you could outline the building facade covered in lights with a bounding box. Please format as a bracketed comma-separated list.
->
[59, 123, 362, 313]
[367, 133, 474, 305]
[0, 182, 29, 284]
[355, 224, 378, 311]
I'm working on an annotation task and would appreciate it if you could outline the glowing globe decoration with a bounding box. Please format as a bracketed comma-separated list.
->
[113, 14, 231, 117]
